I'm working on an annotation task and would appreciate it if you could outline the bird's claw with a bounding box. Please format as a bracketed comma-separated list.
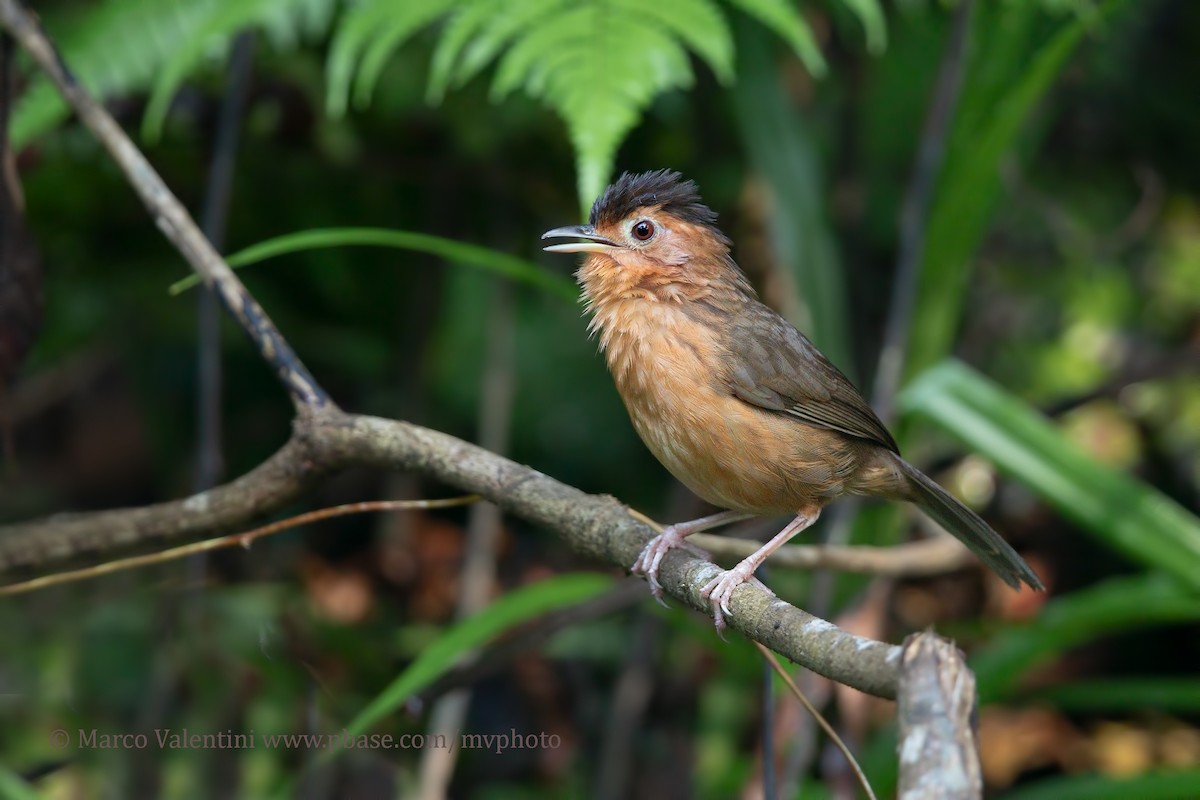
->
[631, 526, 709, 604]
[700, 567, 774, 635]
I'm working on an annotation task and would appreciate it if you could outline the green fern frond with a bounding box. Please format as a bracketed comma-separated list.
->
[725, 0, 827, 76]
[836, 0, 887, 54]
[635, 0, 736, 84]
[352, 0, 463, 109]
[326, 0, 458, 116]
[143, 0, 335, 142]
[13, 0, 219, 147]
[328, 0, 834, 212]
[11, 0, 335, 148]
[491, 2, 702, 211]
[427, 0, 569, 104]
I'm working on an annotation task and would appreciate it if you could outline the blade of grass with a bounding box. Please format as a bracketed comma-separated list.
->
[900, 360, 1200, 587]
[168, 227, 578, 302]
[1000, 769, 1200, 800]
[344, 572, 615, 735]
[1029, 679, 1200, 713]
[860, 575, 1200, 798]
[903, 0, 1132, 382]
[0, 767, 39, 800]
[971, 574, 1200, 703]
[730, 17, 851, 369]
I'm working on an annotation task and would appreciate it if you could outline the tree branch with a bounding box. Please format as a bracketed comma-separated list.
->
[897, 632, 982, 799]
[0, 425, 330, 568]
[0, 408, 905, 699]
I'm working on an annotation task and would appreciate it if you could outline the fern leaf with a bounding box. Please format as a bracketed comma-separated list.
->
[141, 0, 281, 142]
[326, 0, 406, 116]
[326, 0, 456, 116]
[837, 0, 887, 54]
[427, 0, 568, 103]
[13, 0, 220, 147]
[490, 3, 696, 211]
[621, 0, 736, 84]
[351, 0, 461, 109]
[725, 0, 827, 76]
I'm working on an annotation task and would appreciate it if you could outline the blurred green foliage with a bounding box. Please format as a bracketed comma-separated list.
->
[1, 0, 1199, 797]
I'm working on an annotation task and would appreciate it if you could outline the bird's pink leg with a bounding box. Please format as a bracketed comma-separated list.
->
[701, 508, 821, 633]
[632, 510, 753, 601]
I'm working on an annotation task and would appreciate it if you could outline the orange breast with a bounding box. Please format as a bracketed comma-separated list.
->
[595, 300, 860, 515]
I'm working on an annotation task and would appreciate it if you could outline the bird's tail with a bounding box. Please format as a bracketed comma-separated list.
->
[897, 458, 1043, 591]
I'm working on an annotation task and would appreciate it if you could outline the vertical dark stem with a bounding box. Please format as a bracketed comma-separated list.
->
[871, 0, 975, 421]
[758, 565, 777, 800]
[195, 32, 256, 492]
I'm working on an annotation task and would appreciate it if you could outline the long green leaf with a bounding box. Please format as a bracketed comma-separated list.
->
[900, 360, 1200, 587]
[344, 573, 614, 735]
[168, 227, 578, 302]
[729, 18, 851, 367]
[838, 0, 887, 55]
[1031, 679, 1200, 713]
[1001, 769, 1200, 800]
[972, 574, 1200, 702]
[903, 0, 1130, 381]
[862, 572, 1200, 797]
[0, 767, 39, 800]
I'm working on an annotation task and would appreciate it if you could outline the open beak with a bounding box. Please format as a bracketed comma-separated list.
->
[541, 225, 619, 254]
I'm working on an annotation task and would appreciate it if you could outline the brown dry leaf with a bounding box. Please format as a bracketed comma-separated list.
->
[1160, 724, 1200, 768]
[1089, 721, 1156, 777]
[408, 514, 467, 620]
[978, 706, 1082, 787]
[300, 555, 375, 624]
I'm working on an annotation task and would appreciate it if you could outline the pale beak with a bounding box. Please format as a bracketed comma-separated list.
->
[541, 225, 619, 254]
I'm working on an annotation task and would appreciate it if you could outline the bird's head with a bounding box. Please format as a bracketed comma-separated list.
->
[542, 170, 749, 305]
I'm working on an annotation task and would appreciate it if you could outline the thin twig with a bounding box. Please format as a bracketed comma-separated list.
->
[195, 31, 256, 492]
[0, 496, 480, 596]
[759, 564, 776, 800]
[690, 531, 972, 577]
[0, 0, 327, 411]
[756, 643, 877, 800]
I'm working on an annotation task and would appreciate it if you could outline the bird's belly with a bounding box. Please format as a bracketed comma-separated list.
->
[617, 353, 853, 515]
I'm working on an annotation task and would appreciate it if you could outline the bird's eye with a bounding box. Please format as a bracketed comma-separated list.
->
[631, 220, 655, 241]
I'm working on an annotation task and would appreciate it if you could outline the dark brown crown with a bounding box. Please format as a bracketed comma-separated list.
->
[588, 170, 719, 229]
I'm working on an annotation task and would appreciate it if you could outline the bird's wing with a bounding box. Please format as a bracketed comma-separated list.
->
[725, 303, 899, 453]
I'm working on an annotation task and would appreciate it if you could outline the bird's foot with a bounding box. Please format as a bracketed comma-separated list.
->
[700, 566, 775, 636]
[631, 525, 710, 605]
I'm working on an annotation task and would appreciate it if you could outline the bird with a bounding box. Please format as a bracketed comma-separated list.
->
[542, 169, 1043, 631]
